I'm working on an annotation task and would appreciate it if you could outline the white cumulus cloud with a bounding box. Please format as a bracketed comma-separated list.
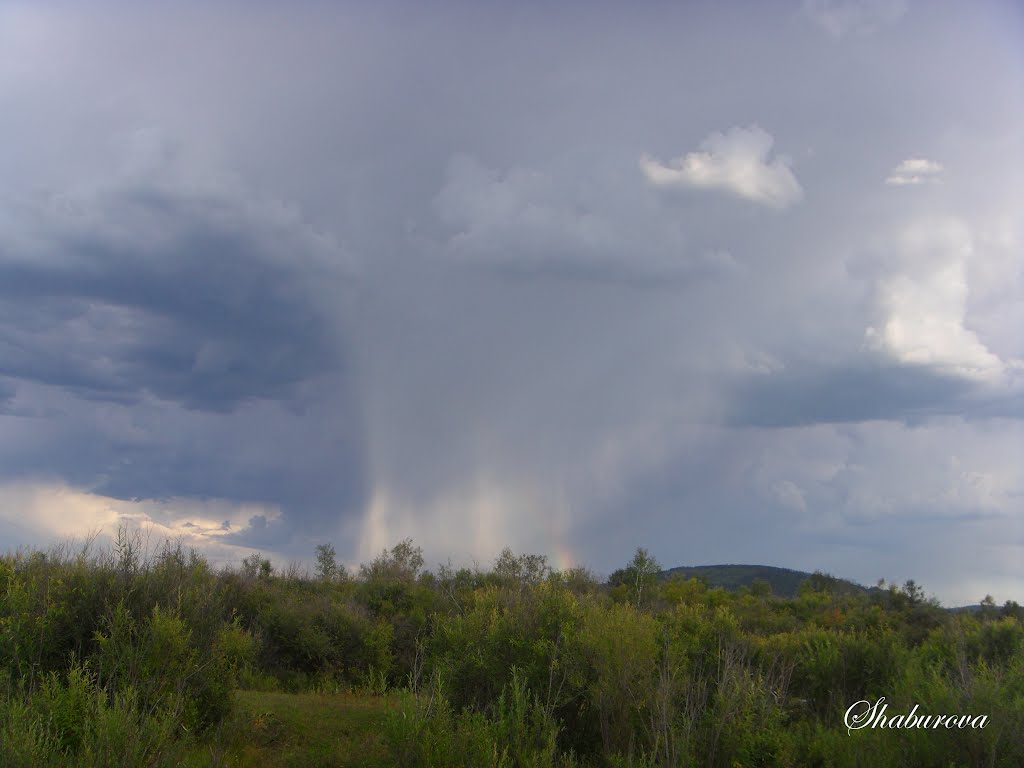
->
[865, 219, 1010, 381]
[640, 125, 803, 210]
[885, 157, 944, 186]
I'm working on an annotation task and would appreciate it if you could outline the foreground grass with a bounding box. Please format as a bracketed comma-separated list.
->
[176, 690, 395, 768]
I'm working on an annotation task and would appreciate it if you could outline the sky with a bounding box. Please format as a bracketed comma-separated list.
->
[0, 0, 1021, 605]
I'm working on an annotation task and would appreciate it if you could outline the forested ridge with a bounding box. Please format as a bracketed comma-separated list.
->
[2, 531, 1022, 767]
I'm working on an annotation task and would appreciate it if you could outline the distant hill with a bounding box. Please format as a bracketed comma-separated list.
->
[659, 564, 870, 599]
[946, 604, 984, 614]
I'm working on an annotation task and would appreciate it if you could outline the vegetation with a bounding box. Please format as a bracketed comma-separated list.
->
[2, 531, 1022, 766]
[657, 565, 871, 600]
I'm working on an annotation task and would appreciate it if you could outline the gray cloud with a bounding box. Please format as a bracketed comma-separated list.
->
[0, 379, 16, 411]
[433, 152, 743, 282]
[0, 1, 1022, 603]
[725, 361, 977, 427]
[0, 173, 347, 412]
[0, 146, 366, 540]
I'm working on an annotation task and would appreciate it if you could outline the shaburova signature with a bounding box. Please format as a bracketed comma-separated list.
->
[845, 698, 989, 735]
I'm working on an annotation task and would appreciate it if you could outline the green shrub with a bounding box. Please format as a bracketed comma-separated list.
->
[568, 600, 659, 757]
[491, 668, 561, 768]
[383, 671, 509, 768]
[1, 661, 179, 768]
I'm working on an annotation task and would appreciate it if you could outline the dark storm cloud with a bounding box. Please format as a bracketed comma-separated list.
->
[0, 378, 16, 409]
[96, 398, 365, 517]
[0, 157, 367, 542]
[0, 181, 344, 412]
[219, 513, 285, 550]
[0, 378, 368, 545]
[965, 390, 1024, 422]
[725, 361, 977, 427]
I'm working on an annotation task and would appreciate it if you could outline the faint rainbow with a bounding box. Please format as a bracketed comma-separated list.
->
[551, 542, 576, 572]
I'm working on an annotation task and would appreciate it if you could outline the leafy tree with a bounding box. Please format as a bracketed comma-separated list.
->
[241, 552, 273, 581]
[803, 570, 840, 595]
[492, 548, 552, 589]
[608, 547, 661, 607]
[903, 578, 925, 606]
[570, 601, 659, 756]
[359, 538, 424, 583]
[314, 543, 339, 582]
[1002, 600, 1024, 621]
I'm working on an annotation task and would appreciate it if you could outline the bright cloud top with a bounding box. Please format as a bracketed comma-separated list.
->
[865, 218, 1011, 382]
[0, 480, 281, 566]
[886, 157, 945, 186]
[640, 126, 803, 210]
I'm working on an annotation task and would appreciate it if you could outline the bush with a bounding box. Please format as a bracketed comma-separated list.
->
[0, 661, 179, 768]
[383, 671, 509, 768]
[384, 667, 569, 768]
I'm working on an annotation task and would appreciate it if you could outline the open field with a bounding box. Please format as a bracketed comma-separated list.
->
[176, 690, 393, 768]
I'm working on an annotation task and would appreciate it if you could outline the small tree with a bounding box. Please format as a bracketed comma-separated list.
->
[360, 538, 424, 583]
[315, 543, 339, 582]
[492, 547, 551, 588]
[804, 570, 840, 595]
[903, 579, 924, 606]
[609, 547, 661, 608]
[241, 552, 273, 581]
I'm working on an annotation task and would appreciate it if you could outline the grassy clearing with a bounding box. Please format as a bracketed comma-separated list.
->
[176, 690, 395, 768]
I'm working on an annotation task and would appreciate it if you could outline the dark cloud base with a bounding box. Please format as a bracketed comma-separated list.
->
[725, 361, 978, 428]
